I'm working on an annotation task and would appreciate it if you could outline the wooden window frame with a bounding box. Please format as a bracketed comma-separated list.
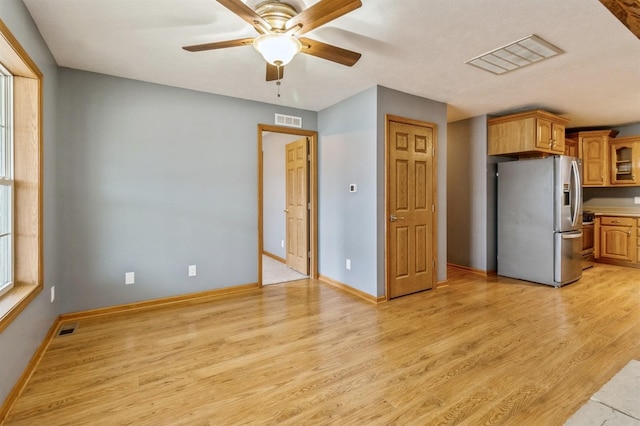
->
[0, 65, 14, 299]
[0, 20, 43, 333]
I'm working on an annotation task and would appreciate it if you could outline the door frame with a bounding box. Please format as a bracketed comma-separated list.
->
[384, 114, 438, 300]
[258, 124, 318, 286]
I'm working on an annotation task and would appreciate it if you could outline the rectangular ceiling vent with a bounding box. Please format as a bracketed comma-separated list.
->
[466, 34, 564, 75]
[275, 113, 302, 128]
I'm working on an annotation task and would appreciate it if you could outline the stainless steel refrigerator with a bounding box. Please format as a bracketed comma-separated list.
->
[497, 155, 583, 287]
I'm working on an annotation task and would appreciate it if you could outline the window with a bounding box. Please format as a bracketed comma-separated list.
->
[0, 64, 12, 298]
[0, 19, 43, 332]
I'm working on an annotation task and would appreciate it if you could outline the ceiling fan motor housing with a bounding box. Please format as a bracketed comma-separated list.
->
[255, 1, 298, 31]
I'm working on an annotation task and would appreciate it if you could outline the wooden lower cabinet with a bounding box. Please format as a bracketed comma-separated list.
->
[600, 226, 635, 261]
[582, 222, 594, 251]
[637, 218, 640, 262]
[595, 216, 637, 265]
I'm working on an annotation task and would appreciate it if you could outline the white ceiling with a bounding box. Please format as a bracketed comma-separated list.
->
[22, 0, 640, 128]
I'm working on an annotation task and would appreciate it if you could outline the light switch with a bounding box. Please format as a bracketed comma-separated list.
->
[349, 184, 357, 193]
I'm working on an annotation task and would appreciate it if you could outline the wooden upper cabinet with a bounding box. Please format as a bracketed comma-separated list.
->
[537, 118, 565, 153]
[581, 135, 607, 186]
[552, 122, 566, 153]
[488, 110, 569, 156]
[610, 136, 640, 186]
[574, 130, 618, 187]
[564, 135, 578, 157]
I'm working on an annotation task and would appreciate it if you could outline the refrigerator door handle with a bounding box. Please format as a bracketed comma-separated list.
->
[570, 160, 580, 228]
[562, 231, 583, 240]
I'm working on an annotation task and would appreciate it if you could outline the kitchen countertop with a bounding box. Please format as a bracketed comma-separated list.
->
[585, 207, 640, 218]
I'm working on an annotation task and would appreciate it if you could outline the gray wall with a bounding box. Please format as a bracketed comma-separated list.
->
[0, 1, 61, 406]
[486, 147, 512, 271]
[377, 86, 448, 291]
[447, 117, 488, 270]
[615, 123, 640, 138]
[262, 132, 300, 259]
[447, 115, 509, 273]
[318, 87, 378, 296]
[583, 187, 640, 208]
[57, 69, 317, 313]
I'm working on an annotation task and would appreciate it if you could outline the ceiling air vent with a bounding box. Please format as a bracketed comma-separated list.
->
[466, 34, 564, 75]
[275, 113, 302, 128]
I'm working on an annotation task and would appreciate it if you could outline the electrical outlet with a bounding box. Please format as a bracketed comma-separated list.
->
[125, 272, 135, 285]
[188, 265, 197, 277]
[346, 259, 351, 270]
[50, 286, 55, 303]
[281, 240, 285, 248]
[634, 197, 640, 205]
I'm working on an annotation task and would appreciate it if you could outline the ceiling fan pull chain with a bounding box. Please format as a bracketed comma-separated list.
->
[276, 64, 282, 98]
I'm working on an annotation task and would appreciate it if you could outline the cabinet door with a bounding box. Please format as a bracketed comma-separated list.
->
[551, 122, 565, 153]
[536, 118, 553, 150]
[610, 141, 638, 185]
[600, 225, 635, 261]
[582, 136, 606, 186]
[564, 137, 578, 157]
[582, 224, 594, 251]
[637, 219, 640, 263]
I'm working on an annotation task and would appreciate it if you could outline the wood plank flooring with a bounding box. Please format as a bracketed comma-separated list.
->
[4, 264, 640, 425]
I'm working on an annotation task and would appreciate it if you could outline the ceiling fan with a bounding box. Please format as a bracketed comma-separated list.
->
[182, 0, 362, 81]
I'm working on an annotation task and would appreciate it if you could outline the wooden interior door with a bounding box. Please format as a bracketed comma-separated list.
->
[285, 138, 309, 274]
[387, 116, 436, 298]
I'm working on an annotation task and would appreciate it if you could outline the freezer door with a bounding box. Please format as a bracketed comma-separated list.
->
[554, 156, 582, 232]
[554, 230, 583, 285]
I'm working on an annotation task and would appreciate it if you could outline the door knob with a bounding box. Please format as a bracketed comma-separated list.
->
[389, 214, 405, 222]
[284, 209, 289, 213]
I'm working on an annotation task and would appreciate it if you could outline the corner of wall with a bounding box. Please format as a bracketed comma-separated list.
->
[376, 86, 448, 292]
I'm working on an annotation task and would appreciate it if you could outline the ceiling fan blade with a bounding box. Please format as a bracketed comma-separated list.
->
[298, 37, 361, 66]
[217, 0, 272, 34]
[285, 0, 362, 35]
[266, 63, 284, 81]
[182, 38, 254, 52]
[599, 0, 640, 39]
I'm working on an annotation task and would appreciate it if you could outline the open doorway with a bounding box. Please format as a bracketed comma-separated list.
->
[258, 124, 318, 286]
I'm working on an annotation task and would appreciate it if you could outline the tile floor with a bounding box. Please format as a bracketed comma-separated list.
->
[262, 255, 308, 285]
[565, 359, 640, 425]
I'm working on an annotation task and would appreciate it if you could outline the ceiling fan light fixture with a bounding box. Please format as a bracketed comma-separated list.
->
[253, 33, 301, 66]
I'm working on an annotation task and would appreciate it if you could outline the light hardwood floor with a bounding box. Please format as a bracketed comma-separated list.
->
[4, 264, 640, 425]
